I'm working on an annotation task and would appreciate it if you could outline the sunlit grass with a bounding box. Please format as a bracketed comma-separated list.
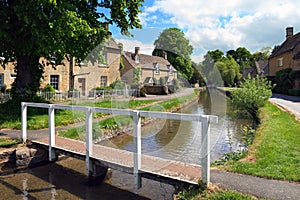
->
[220, 102, 300, 182]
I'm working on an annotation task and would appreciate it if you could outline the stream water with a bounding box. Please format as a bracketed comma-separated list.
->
[0, 89, 250, 199]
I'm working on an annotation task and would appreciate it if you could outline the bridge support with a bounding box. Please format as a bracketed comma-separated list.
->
[88, 159, 108, 184]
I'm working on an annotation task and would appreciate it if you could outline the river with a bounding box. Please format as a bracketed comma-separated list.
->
[0, 89, 250, 199]
[101, 89, 250, 164]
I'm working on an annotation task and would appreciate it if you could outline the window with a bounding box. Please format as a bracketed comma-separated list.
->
[10, 74, 17, 78]
[0, 74, 3, 84]
[50, 75, 59, 90]
[100, 76, 107, 87]
[153, 63, 160, 75]
[278, 57, 283, 67]
[168, 65, 173, 76]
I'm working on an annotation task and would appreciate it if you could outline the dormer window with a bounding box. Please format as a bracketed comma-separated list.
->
[135, 55, 139, 63]
[153, 62, 160, 75]
[168, 65, 173, 76]
[278, 57, 283, 67]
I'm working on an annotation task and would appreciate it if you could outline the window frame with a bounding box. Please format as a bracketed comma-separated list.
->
[50, 75, 59, 90]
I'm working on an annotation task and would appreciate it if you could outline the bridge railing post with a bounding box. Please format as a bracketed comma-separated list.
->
[86, 107, 93, 175]
[21, 102, 27, 143]
[48, 104, 56, 161]
[133, 110, 142, 189]
[201, 116, 211, 186]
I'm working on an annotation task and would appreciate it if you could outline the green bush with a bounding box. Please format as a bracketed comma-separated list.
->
[153, 77, 158, 85]
[288, 89, 300, 96]
[159, 77, 166, 86]
[110, 80, 125, 89]
[231, 75, 273, 121]
[273, 68, 294, 94]
[0, 84, 6, 93]
[42, 84, 55, 99]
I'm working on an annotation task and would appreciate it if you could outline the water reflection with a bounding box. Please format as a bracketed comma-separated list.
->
[102, 89, 250, 164]
[0, 157, 174, 199]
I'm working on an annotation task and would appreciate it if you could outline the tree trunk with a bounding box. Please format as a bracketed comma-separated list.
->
[12, 55, 43, 100]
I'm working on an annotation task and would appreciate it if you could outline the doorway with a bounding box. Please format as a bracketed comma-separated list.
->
[78, 78, 86, 96]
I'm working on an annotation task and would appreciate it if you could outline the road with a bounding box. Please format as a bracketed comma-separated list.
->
[270, 94, 300, 120]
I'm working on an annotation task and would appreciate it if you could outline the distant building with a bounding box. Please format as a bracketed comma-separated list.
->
[269, 27, 300, 89]
[121, 47, 177, 85]
[0, 37, 121, 96]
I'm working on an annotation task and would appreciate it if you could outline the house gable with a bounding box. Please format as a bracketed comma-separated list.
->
[121, 48, 177, 85]
[269, 27, 300, 76]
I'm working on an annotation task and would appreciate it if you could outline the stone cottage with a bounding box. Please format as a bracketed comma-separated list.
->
[121, 47, 177, 85]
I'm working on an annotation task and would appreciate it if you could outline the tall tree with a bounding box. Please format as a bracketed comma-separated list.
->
[232, 47, 253, 70]
[152, 28, 194, 80]
[0, 0, 144, 100]
[252, 46, 272, 61]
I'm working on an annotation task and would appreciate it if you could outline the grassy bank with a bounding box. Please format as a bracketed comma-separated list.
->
[177, 185, 264, 200]
[220, 102, 300, 182]
[141, 89, 199, 112]
[0, 137, 20, 148]
[58, 89, 199, 140]
[0, 99, 155, 130]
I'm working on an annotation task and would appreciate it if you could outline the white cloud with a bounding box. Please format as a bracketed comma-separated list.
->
[115, 39, 155, 55]
[142, 0, 300, 54]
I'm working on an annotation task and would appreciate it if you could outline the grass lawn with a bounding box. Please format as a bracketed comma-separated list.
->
[220, 102, 300, 182]
[58, 115, 132, 140]
[141, 89, 198, 112]
[0, 99, 155, 130]
[177, 185, 265, 200]
[0, 137, 20, 148]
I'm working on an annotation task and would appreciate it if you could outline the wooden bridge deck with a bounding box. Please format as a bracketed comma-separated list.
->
[33, 136, 202, 184]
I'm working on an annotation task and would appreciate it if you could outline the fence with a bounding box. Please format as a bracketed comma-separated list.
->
[21, 102, 217, 188]
[38, 89, 137, 101]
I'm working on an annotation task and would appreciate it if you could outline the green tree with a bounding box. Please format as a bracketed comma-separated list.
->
[231, 47, 253, 71]
[152, 28, 194, 80]
[231, 75, 273, 121]
[133, 67, 142, 85]
[215, 56, 241, 86]
[252, 46, 272, 61]
[0, 0, 144, 100]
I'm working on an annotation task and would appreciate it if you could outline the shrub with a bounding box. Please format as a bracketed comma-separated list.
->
[288, 89, 300, 96]
[153, 77, 158, 85]
[0, 84, 6, 93]
[110, 80, 125, 89]
[159, 77, 166, 86]
[273, 68, 294, 94]
[42, 84, 55, 99]
[231, 75, 273, 121]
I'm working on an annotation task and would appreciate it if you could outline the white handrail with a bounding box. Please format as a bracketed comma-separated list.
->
[21, 102, 217, 188]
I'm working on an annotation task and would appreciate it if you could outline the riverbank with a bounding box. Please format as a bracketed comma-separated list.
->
[219, 102, 300, 182]
[58, 88, 200, 142]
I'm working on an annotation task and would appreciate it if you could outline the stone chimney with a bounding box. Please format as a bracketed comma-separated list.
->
[286, 27, 294, 39]
[103, 22, 112, 36]
[135, 47, 140, 56]
[162, 51, 167, 59]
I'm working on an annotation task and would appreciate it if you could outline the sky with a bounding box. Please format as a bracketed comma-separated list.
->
[110, 0, 300, 63]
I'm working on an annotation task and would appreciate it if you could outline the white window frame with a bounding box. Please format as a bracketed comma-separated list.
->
[100, 76, 108, 87]
[278, 57, 283, 67]
[50, 75, 59, 90]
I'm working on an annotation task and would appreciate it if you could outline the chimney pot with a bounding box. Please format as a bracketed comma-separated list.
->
[162, 51, 167, 59]
[286, 27, 294, 39]
[135, 47, 140, 55]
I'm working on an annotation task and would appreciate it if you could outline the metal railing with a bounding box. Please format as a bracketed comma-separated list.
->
[21, 102, 217, 188]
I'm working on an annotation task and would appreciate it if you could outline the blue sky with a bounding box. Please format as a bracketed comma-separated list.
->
[110, 0, 300, 62]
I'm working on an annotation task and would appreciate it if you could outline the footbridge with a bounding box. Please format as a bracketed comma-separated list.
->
[21, 102, 217, 188]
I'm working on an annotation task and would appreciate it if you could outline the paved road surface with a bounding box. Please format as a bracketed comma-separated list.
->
[270, 94, 300, 120]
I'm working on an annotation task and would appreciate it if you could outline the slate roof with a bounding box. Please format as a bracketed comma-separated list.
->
[122, 51, 176, 71]
[270, 32, 300, 58]
[293, 51, 300, 60]
[104, 37, 120, 49]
